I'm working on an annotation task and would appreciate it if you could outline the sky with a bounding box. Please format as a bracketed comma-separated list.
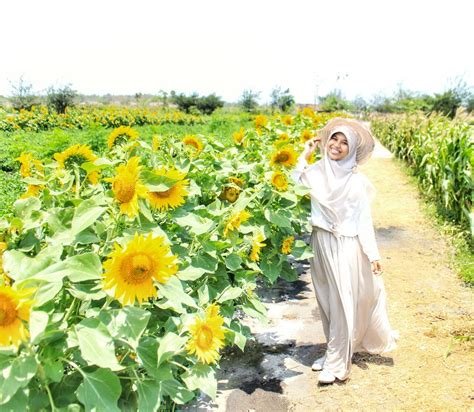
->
[1, 0, 473, 104]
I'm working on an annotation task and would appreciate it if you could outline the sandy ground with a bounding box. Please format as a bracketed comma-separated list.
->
[183, 140, 473, 411]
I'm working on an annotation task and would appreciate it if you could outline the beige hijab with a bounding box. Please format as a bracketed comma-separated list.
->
[301, 119, 376, 226]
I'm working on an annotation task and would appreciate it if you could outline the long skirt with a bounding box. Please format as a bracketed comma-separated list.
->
[309, 226, 398, 380]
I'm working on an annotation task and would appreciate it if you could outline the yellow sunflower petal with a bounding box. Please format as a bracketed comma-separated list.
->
[102, 233, 178, 305]
[0, 286, 34, 347]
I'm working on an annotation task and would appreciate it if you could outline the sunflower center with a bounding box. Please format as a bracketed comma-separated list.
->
[276, 152, 289, 163]
[121, 253, 154, 284]
[114, 177, 136, 203]
[150, 187, 174, 199]
[187, 141, 199, 150]
[0, 294, 17, 327]
[196, 325, 214, 349]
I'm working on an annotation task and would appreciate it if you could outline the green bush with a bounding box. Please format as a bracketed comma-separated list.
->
[47, 85, 77, 114]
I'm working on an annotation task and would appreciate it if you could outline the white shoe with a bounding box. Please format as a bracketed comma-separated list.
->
[311, 354, 326, 371]
[318, 369, 336, 384]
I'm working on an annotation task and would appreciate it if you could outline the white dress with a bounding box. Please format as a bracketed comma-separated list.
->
[293, 157, 398, 380]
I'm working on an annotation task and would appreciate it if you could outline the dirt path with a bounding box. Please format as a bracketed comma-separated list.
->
[184, 140, 473, 411]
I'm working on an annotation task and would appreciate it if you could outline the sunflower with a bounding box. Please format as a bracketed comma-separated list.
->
[228, 176, 244, 187]
[270, 145, 298, 168]
[183, 135, 203, 154]
[249, 230, 266, 262]
[277, 132, 289, 142]
[255, 115, 268, 129]
[281, 236, 294, 254]
[152, 135, 160, 151]
[0, 286, 34, 347]
[232, 128, 245, 145]
[103, 233, 178, 305]
[16, 153, 33, 178]
[282, 115, 293, 126]
[107, 157, 148, 218]
[300, 129, 314, 143]
[16, 152, 43, 178]
[186, 306, 226, 364]
[54, 144, 99, 184]
[271, 171, 288, 191]
[223, 210, 251, 237]
[148, 168, 189, 211]
[20, 184, 43, 199]
[301, 107, 315, 118]
[107, 126, 139, 149]
[220, 186, 240, 203]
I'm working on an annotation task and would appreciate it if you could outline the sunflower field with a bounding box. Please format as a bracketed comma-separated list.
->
[0, 109, 340, 410]
[0, 105, 204, 132]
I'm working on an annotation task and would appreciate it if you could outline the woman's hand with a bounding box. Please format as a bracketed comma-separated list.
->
[371, 260, 383, 276]
[303, 136, 321, 162]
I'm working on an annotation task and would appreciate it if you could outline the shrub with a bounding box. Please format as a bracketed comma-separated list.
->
[318, 90, 355, 112]
[9, 77, 37, 111]
[270, 87, 295, 112]
[240, 90, 260, 113]
[47, 85, 77, 114]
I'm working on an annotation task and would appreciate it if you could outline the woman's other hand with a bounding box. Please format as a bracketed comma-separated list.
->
[371, 260, 383, 276]
[303, 136, 321, 162]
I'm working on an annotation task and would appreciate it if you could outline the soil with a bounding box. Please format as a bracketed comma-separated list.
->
[182, 141, 473, 411]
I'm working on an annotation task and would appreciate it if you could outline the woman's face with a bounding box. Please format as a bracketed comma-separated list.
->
[326, 132, 349, 161]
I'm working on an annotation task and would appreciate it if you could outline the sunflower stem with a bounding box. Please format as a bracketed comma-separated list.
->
[168, 360, 190, 372]
[74, 167, 81, 198]
[62, 297, 77, 324]
[44, 382, 58, 412]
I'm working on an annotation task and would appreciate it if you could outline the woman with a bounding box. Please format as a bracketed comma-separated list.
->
[292, 118, 398, 384]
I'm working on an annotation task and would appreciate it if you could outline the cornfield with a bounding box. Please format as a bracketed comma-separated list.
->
[370, 113, 473, 234]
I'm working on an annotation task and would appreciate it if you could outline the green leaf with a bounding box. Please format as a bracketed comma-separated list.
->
[75, 318, 123, 371]
[32, 282, 63, 307]
[160, 379, 194, 405]
[141, 170, 180, 192]
[71, 199, 106, 234]
[31, 253, 102, 283]
[29, 311, 49, 343]
[81, 158, 114, 174]
[241, 298, 268, 324]
[0, 388, 28, 411]
[264, 209, 291, 228]
[177, 265, 206, 281]
[136, 337, 174, 381]
[43, 358, 64, 383]
[76, 368, 121, 412]
[13, 197, 41, 219]
[64, 253, 102, 282]
[191, 253, 218, 273]
[3, 246, 62, 282]
[174, 213, 215, 235]
[217, 286, 243, 303]
[0, 355, 37, 405]
[157, 333, 188, 367]
[228, 321, 249, 351]
[260, 259, 282, 283]
[108, 306, 151, 348]
[182, 364, 217, 399]
[137, 380, 161, 412]
[225, 253, 242, 271]
[291, 240, 314, 260]
[158, 276, 198, 309]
